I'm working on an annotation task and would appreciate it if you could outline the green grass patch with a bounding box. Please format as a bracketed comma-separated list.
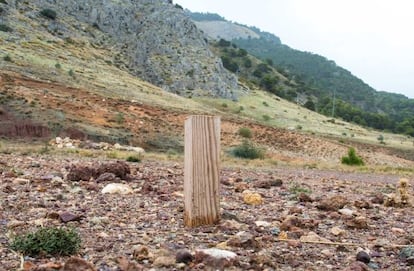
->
[10, 227, 81, 257]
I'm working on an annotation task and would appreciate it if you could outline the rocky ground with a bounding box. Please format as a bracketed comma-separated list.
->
[1, 151, 414, 271]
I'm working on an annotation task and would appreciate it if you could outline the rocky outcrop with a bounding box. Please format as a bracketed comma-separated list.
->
[3, 0, 240, 98]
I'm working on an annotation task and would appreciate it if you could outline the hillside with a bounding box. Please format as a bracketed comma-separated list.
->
[189, 12, 414, 136]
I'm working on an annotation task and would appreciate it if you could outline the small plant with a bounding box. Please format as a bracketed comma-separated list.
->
[262, 101, 269, 107]
[68, 69, 75, 77]
[295, 125, 302, 130]
[262, 114, 271, 121]
[126, 155, 141, 163]
[232, 140, 265, 159]
[0, 24, 12, 32]
[238, 127, 252, 138]
[55, 63, 61, 69]
[341, 147, 364, 166]
[10, 227, 81, 257]
[221, 103, 228, 108]
[377, 134, 385, 144]
[115, 112, 125, 124]
[40, 8, 57, 20]
[3, 54, 12, 62]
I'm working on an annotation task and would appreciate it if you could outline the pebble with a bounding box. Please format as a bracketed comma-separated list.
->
[242, 190, 263, 205]
[330, 226, 346, 236]
[356, 250, 370, 264]
[255, 220, 271, 227]
[175, 249, 193, 264]
[101, 183, 133, 194]
[339, 208, 354, 216]
[153, 256, 175, 267]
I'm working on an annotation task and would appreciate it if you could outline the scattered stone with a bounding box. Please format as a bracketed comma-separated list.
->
[255, 220, 271, 227]
[370, 193, 384, 204]
[321, 249, 333, 258]
[280, 215, 300, 231]
[133, 245, 153, 261]
[101, 183, 133, 194]
[97, 161, 130, 180]
[227, 231, 260, 250]
[317, 195, 348, 211]
[234, 182, 249, 192]
[95, 172, 117, 183]
[59, 211, 82, 223]
[114, 143, 145, 154]
[117, 256, 144, 271]
[63, 257, 95, 271]
[330, 226, 346, 236]
[67, 165, 97, 181]
[354, 200, 371, 209]
[153, 256, 175, 267]
[339, 208, 354, 216]
[300, 231, 331, 243]
[220, 219, 246, 231]
[345, 216, 369, 229]
[341, 261, 370, 271]
[391, 227, 405, 234]
[298, 192, 313, 202]
[399, 247, 414, 265]
[175, 249, 193, 264]
[356, 251, 370, 264]
[242, 190, 263, 205]
[194, 248, 238, 269]
[253, 180, 272, 189]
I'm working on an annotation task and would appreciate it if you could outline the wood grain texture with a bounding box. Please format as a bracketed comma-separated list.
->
[184, 115, 220, 227]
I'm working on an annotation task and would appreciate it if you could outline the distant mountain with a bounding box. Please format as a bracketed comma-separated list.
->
[0, 0, 240, 98]
[188, 11, 414, 136]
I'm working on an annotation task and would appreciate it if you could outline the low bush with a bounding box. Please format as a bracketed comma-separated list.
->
[40, 8, 57, 20]
[0, 24, 12, 32]
[238, 127, 252, 138]
[10, 227, 81, 257]
[232, 140, 264, 159]
[341, 147, 364, 166]
[126, 155, 141, 163]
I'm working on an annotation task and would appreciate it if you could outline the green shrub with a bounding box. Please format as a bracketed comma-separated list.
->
[262, 115, 270, 121]
[55, 63, 61, 69]
[126, 155, 141, 163]
[262, 101, 269, 107]
[341, 147, 364, 166]
[0, 24, 12, 32]
[10, 227, 81, 257]
[232, 140, 264, 159]
[40, 8, 57, 20]
[238, 127, 252, 138]
[3, 54, 12, 62]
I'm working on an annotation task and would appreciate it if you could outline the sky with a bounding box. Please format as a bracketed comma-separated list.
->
[174, 0, 414, 98]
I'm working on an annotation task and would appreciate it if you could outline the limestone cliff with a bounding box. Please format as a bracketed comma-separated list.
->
[1, 0, 240, 98]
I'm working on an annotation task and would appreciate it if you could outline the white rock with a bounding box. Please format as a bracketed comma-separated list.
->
[197, 248, 237, 260]
[255, 221, 271, 227]
[101, 183, 133, 194]
[338, 208, 354, 216]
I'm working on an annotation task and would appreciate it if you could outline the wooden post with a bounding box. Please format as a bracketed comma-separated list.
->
[184, 115, 220, 227]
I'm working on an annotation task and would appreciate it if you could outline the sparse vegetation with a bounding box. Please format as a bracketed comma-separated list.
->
[232, 140, 265, 159]
[55, 63, 61, 69]
[238, 127, 252, 138]
[68, 69, 75, 77]
[378, 134, 385, 144]
[341, 147, 364, 166]
[3, 54, 12, 62]
[10, 227, 81, 257]
[126, 155, 141, 163]
[40, 8, 57, 20]
[0, 24, 12, 32]
[262, 114, 270, 121]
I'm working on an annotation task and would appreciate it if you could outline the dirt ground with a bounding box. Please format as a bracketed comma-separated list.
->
[1, 152, 413, 270]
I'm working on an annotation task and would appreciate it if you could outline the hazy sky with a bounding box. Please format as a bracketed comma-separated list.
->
[174, 0, 414, 98]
